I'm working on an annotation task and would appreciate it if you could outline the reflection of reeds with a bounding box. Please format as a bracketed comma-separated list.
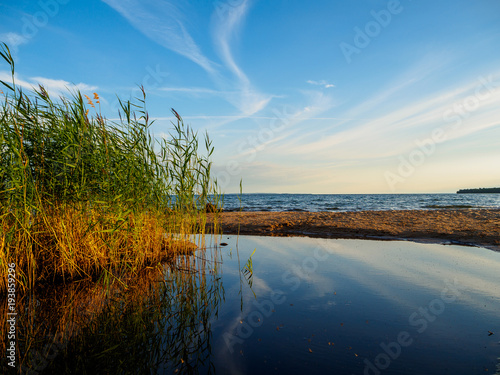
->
[0, 238, 224, 373]
[0, 43, 222, 293]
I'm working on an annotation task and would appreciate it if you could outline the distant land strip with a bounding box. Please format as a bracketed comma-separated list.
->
[457, 187, 500, 193]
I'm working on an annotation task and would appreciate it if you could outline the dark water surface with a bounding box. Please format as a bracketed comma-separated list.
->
[8, 236, 500, 374]
[206, 236, 500, 375]
[221, 193, 500, 212]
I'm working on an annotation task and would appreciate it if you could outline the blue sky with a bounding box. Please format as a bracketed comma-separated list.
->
[1, 0, 500, 193]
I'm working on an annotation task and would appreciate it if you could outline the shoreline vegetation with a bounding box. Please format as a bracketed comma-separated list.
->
[207, 209, 500, 251]
[0, 43, 222, 294]
[457, 187, 500, 194]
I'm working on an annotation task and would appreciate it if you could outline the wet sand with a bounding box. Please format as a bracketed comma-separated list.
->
[207, 209, 500, 251]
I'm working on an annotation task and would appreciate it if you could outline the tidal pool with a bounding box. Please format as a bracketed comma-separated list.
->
[10, 235, 500, 374]
[206, 235, 500, 375]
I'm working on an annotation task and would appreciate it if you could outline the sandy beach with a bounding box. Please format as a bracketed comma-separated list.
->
[207, 209, 500, 251]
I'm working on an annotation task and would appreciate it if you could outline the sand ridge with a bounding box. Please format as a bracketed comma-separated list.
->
[207, 209, 500, 251]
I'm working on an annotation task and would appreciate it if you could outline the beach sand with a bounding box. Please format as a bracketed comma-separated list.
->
[207, 209, 500, 251]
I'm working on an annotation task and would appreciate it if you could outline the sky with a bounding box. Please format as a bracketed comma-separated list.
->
[1, 0, 500, 194]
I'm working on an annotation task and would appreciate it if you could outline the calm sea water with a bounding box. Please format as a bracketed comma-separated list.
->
[204, 236, 500, 375]
[221, 193, 500, 212]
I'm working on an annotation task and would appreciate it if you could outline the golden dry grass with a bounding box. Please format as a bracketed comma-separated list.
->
[0, 42, 222, 294]
[0, 205, 212, 293]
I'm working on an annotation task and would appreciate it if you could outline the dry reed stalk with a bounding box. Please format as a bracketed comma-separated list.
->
[0, 42, 223, 294]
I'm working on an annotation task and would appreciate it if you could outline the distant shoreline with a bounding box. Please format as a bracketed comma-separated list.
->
[207, 208, 500, 251]
[457, 188, 500, 194]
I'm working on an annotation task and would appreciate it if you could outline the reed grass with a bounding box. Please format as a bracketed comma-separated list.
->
[0, 240, 224, 373]
[0, 43, 222, 293]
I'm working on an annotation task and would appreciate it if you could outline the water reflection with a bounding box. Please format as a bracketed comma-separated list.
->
[212, 236, 500, 375]
[0, 238, 225, 374]
[1, 235, 499, 374]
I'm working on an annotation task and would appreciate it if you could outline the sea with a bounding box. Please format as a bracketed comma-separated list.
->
[220, 193, 500, 212]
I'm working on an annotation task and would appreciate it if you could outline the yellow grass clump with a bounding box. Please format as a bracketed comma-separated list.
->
[0, 42, 222, 294]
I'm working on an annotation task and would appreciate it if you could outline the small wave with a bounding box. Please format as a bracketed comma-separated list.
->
[423, 204, 477, 209]
[223, 207, 242, 212]
[325, 206, 340, 211]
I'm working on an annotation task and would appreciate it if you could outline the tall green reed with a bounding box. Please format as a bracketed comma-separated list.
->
[0, 43, 222, 293]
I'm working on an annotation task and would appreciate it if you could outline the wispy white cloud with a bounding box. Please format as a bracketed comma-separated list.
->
[272, 71, 500, 163]
[0, 71, 97, 98]
[103, 0, 272, 117]
[231, 90, 336, 159]
[307, 79, 335, 89]
[211, 0, 272, 115]
[212, 1, 250, 84]
[212, 64, 500, 193]
[335, 53, 455, 126]
[102, 0, 217, 75]
[32, 77, 98, 95]
[158, 86, 223, 95]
